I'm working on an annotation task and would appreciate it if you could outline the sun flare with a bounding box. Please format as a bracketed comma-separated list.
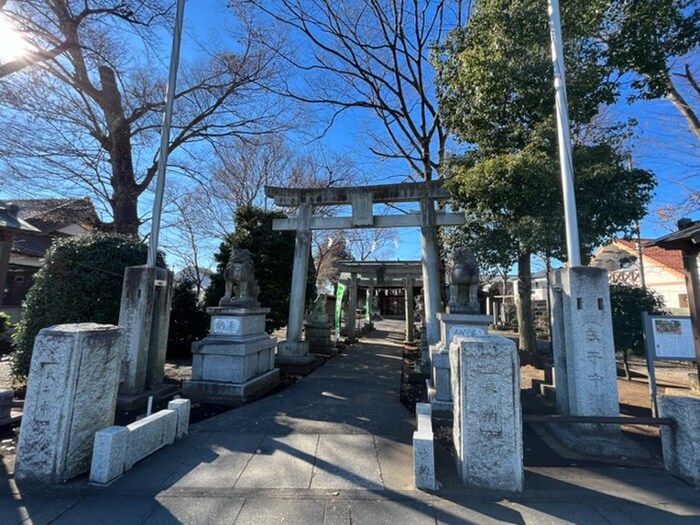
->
[0, 17, 30, 63]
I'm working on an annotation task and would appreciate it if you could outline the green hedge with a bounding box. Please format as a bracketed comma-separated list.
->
[610, 283, 667, 356]
[11, 232, 162, 380]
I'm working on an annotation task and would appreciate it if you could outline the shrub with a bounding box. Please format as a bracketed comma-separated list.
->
[0, 312, 9, 334]
[609, 283, 667, 378]
[11, 232, 163, 380]
[609, 283, 667, 356]
[167, 278, 209, 358]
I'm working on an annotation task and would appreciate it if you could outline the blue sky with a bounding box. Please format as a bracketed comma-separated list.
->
[2, 1, 697, 268]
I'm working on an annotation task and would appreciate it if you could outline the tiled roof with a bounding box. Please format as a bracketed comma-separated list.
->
[0, 204, 40, 234]
[647, 219, 700, 250]
[7, 198, 98, 234]
[608, 238, 685, 276]
[2, 198, 97, 258]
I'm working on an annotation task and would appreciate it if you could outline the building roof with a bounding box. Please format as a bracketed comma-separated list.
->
[9, 198, 98, 234]
[2, 198, 98, 258]
[0, 203, 40, 234]
[647, 219, 700, 251]
[593, 237, 685, 278]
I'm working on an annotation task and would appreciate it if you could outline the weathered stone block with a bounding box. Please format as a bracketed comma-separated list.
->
[550, 267, 619, 430]
[429, 313, 490, 413]
[15, 323, 123, 483]
[90, 426, 129, 485]
[658, 395, 700, 486]
[450, 335, 523, 492]
[124, 409, 178, 470]
[118, 266, 174, 396]
[168, 398, 191, 439]
[413, 403, 436, 490]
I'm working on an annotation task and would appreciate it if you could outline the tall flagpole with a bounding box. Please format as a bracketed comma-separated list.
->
[547, 0, 581, 267]
[148, 0, 186, 267]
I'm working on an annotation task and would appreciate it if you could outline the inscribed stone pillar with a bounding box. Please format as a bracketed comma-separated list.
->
[450, 335, 523, 491]
[550, 267, 620, 433]
[420, 199, 441, 344]
[277, 203, 313, 364]
[347, 273, 358, 342]
[145, 267, 174, 389]
[15, 324, 123, 483]
[404, 277, 415, 343]
[117, 265, 174, 397]
[118, 266, 158, 395]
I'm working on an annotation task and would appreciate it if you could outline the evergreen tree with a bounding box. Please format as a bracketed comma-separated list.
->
[205, 205, 315, 332]
[435, 0, 656, 352]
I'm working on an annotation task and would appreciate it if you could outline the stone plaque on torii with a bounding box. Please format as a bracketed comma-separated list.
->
[265, 180, 465, 365]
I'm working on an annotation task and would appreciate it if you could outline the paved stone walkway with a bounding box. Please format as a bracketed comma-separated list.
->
[1, 320, 699, 524]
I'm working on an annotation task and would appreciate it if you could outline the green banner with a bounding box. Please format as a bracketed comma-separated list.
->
[335, 282, 346, 330]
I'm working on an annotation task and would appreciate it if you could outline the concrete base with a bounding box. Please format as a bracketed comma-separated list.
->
[276, 340, 314, 365]
[116, 383, 180, 412]
[429, 349, 452, 403]
[544, 422, 655, 460]
[305, 322, 332, 355]
[183, 369, 280, 407]
[429, 313, 491, 407]
[427, 379, 453, 418]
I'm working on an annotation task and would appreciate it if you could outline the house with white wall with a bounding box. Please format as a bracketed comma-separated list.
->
[591, 238, 688, 314]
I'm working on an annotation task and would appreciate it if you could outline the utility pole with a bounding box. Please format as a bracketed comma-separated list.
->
[547, 0, 581, 267]
[147, 0, 185, 267]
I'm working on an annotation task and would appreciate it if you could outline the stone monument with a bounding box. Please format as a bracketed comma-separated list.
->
[117, 265, 177, 409]
[304, 294, 334, 356]
[550, 267, 620, 437]
[182, 249, 279, 406]
[428, 246, 491, 415]
[450, 335, 523, 491]
[15, 323, 123, 483]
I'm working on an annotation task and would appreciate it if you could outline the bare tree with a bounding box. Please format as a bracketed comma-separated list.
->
[233, 0, 470, 182]
[0, 0, 286, 234]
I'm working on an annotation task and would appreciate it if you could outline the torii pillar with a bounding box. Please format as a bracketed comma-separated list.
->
[277, 203, 314, 365]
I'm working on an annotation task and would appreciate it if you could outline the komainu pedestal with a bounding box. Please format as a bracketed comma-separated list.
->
[182, 307, 279, 406]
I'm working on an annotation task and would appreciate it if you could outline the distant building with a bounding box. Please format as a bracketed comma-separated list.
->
[1, 198, 98, 321]
[590, 238, 688, 314]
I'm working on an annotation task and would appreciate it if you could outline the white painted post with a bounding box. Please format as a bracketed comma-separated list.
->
[547, 0, 581, 267]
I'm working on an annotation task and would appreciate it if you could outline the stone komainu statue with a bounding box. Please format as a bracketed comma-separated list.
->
[446, 246, 480, 314]
[220, 248, 260, 308]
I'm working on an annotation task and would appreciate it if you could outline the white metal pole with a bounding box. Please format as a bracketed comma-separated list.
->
[147, 0, 186, 267]
[547, 0, 581, 267]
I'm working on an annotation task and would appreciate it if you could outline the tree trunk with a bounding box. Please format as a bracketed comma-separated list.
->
[517, 247, 538, 354]
[98, 65, 140, 236]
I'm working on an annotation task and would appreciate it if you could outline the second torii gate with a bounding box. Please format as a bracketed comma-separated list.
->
[265, 180, 465, 365]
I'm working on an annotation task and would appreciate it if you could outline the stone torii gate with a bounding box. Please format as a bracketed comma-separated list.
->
[265, 180, 465, 365]
[336, 260, 424, 343]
